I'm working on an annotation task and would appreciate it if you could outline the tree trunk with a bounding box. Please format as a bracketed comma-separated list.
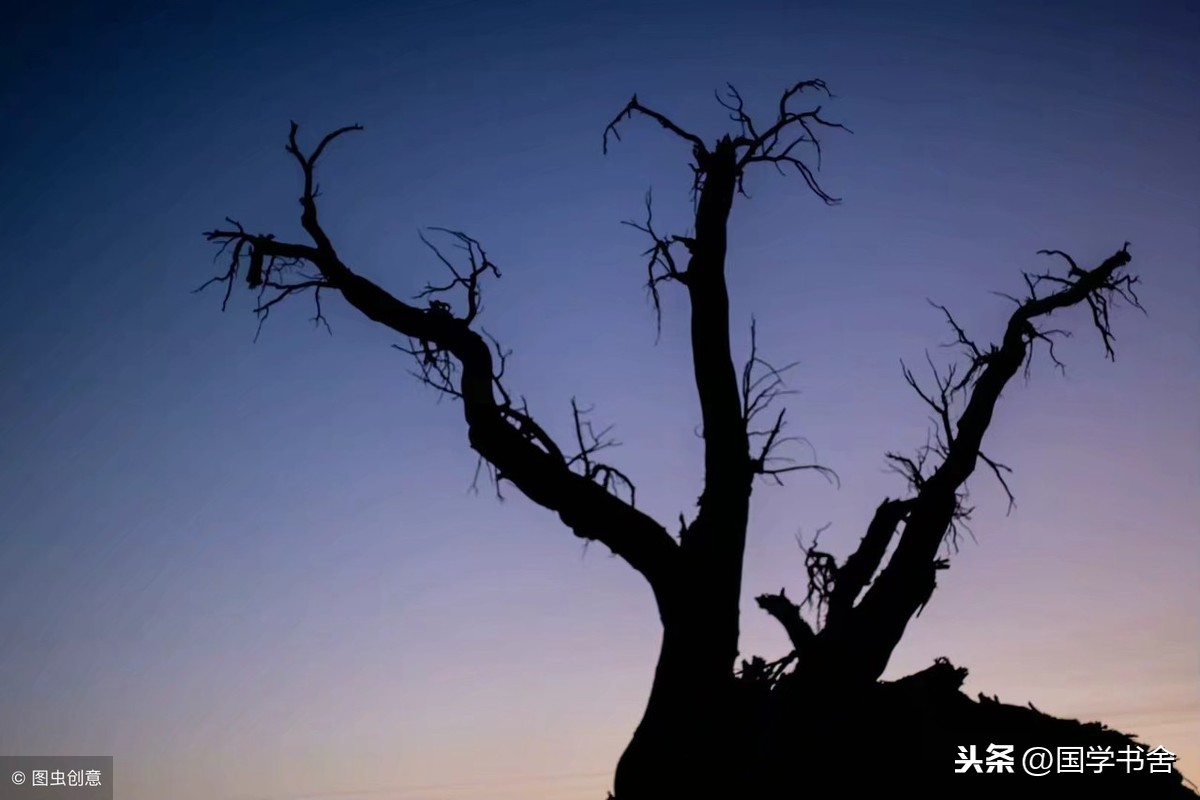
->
[613, 606, 740, 799]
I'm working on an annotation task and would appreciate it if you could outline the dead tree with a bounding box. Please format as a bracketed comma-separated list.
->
[196, 83, 1176, 798]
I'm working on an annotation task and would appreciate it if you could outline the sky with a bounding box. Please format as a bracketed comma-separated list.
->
[1, 0, 1197, 797]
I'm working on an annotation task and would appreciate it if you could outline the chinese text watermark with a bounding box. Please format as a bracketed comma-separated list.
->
[955, 744, 1177, 776]
[1, 757, 112, 800]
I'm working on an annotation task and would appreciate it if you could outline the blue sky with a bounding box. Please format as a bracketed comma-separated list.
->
[2, 1, 1197, 797]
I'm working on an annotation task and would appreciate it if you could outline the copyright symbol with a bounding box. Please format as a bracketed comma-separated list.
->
[1022, 746, 1053, 776]
[11, 770, 25, 785]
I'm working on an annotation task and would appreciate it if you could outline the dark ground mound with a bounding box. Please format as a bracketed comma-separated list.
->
[738, 657, 1198, 799]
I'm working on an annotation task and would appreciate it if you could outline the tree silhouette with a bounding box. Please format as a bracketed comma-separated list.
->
[197, 82, 1194, 798]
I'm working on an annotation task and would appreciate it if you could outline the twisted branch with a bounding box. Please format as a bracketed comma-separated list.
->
[198, 123, 680, 590]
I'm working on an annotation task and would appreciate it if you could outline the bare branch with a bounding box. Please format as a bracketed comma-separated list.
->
[605, 79, 849, 206]
[199, 222, 330, 339]
[415, 228, 501, 325]
[930, 301, 995, 393]
[736, 651, 797, 687]
[252, 278, 333, 341]
[734, 79, 852, 204]
[1035, 242, 1143, 361]
[978, 450, 1015, 515]
[285, 121, 363, 252]
[793, 522, 837, 627]
[901, 353, 956, 450]
[755, 588, 816, 652]
[714, 83, 759, 143]
[740, 318, 798, 425]
[1034, 248, 1084, 277]
[740, 319, 840, 489]
[620, 189, 692, 337]
[567, 399, 637, 507]
[825, 497, 914, 627]
[603, 94, 707, 157]
[849, 243, 1142, 681]
[199, 123, 681, 591]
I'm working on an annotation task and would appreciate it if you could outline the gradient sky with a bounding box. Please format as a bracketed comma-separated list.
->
[2, 1, 1197, 797]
